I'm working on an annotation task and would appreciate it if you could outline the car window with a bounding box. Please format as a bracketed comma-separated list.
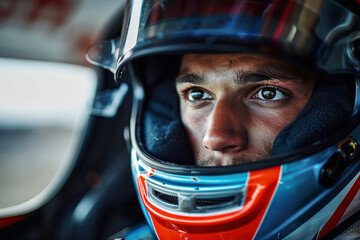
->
[0, 57, 97, 210]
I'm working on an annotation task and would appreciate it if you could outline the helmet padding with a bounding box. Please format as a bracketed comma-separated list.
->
[142, 80, 194, 164]
[137, 55, 195, 164]
[272, 76, 355, 156]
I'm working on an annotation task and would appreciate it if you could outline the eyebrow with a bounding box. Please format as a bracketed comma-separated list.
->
[176, 69, 307, 86]
[234, 69, 306, 85]
[176, 72, 207, 85]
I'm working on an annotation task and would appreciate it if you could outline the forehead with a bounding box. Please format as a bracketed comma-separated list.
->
[178, 53, 295, 76]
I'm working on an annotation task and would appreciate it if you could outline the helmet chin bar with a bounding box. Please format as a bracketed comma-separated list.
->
[131, 142, 360, 239]
[131, 148, 283, 239]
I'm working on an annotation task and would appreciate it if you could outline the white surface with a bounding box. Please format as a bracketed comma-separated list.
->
[0, 58, 97, 214]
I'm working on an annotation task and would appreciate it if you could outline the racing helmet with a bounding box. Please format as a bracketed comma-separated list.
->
[87, 0, 360, 239]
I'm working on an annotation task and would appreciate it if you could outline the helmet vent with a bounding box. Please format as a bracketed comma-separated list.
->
[153, 189, 179, 205]
[147, 181, 245, 213]
[195, 196, 236, 207]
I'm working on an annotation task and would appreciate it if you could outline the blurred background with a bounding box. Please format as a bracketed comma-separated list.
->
[0, 0, 120, 209]
[0, 1, 143, 239]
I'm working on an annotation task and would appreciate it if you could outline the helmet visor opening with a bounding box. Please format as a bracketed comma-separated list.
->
[130, 54, 356, 171]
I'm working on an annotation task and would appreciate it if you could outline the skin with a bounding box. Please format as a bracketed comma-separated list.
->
[176, 54, 316, 166]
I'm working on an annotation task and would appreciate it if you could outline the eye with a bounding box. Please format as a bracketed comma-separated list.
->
[256, 87, 287, 100]
[187, 88, 213, 102]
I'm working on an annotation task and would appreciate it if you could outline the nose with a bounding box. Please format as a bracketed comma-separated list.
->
[202, 98, 248, 153]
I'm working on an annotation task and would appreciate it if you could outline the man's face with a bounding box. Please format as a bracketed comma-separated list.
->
[176, 54, 316, 166]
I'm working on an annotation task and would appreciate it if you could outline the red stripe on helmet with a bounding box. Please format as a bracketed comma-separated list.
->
[0, 215, 25, 229]
[318, 174, 360, 239]
[136, 166, 281, 239]
[272, 0, 295, 42]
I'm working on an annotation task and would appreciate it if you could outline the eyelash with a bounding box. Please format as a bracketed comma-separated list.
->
[179, 85, 291, 103]
[180, 87, 212, 102]
[179, 87, 191, 99]
[251, 85, 290, 101]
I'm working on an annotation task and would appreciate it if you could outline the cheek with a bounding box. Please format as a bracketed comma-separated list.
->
[249, 103, 306, 151]
[181, 105, 209, 152]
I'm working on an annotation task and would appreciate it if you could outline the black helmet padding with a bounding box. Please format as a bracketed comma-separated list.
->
[272, 76, 355, 156]
[136, 55, 195, 165]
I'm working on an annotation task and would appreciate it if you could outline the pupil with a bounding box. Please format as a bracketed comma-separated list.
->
[261, 88, 276, 99]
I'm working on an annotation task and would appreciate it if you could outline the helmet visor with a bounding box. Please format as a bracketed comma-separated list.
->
[112, 0, 360, 75]
[88, 0, 360, 76]
[132, 53, 356, 170]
